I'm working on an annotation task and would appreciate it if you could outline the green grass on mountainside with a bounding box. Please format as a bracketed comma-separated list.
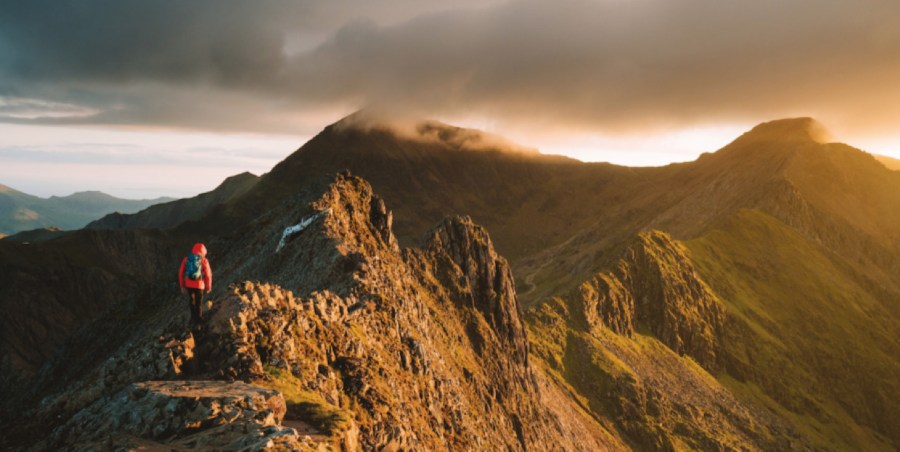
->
[686, 209, 899, 450]
[527, 299, 777, 451]
[261, 365, 353, 437]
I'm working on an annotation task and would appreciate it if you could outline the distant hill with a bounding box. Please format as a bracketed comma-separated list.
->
[0, 185, 173, 234]
[86, 172, 259, 231]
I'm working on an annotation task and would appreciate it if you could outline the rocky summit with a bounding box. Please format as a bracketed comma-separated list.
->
[2, 116, 899, 451]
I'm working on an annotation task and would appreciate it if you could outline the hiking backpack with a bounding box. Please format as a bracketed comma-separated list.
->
[184, 254, 203, 280]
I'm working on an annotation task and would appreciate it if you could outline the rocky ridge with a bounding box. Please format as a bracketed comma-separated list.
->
[528, 202, 897, 450]
[527, 231, 804, 450]
[570, 231, 725, 369]
[19, 173, 620, 451]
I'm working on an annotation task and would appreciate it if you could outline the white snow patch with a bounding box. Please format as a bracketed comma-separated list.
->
[275, 208, 331, 252]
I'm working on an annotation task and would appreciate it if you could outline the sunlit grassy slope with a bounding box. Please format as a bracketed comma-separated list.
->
[527, 292, 814, 450]
[686, 209, 899, 450]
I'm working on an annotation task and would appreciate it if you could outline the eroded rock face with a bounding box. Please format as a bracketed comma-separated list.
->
[626, 231, 726, 369]
[571, 230, 725, 369]
[44, 381, 305, 451]
[420, 215, 528, 366]
[575, 272, 636, 337]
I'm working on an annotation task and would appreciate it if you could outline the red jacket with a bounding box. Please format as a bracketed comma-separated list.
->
[179, 243, 212, 291]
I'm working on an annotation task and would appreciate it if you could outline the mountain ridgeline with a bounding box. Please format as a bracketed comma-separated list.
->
[1, 116, 898, 450]
[85, 171, 259, 231]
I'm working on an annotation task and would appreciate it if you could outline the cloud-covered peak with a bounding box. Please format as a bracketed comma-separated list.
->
[332, 109, 540, 156]
[737, 118, 832, 144]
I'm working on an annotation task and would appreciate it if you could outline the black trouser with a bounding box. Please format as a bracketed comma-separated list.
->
[187, 288, 204, 326]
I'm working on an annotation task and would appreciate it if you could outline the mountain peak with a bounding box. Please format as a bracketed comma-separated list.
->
[329, 109, 539, 155]
[216, 171, 259, 190]
[735, 117, 831, 144]
[60, 191, 116, 201]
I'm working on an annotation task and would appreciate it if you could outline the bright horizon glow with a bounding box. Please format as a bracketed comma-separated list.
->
[5, 1, 900, 199]
[4, 116, 900, 200]
[849, 137, 900, 162]
[0, 123, 306, 199]
[507, 124, 753, 167]
[4, 1, 900, 199]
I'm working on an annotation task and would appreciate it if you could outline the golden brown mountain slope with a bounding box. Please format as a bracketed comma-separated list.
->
[2, 116, 898, 450]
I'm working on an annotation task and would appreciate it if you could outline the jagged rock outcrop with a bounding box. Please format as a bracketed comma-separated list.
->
[574, 273, 635, 337]
[570, 230, 725, 369]
[624, 231, 726, 368]
[419, 215, 528, 365]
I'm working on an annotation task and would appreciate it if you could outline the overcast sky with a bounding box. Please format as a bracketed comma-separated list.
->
[2, 0, 900, 198]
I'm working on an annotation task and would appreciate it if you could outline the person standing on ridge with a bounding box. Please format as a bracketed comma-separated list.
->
[179, 243, 212, 328]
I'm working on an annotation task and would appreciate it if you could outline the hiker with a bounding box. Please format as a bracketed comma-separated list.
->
[178, 243, 213, 328]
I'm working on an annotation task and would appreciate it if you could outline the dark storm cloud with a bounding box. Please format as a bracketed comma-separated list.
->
[282, 0, 900, 133]
[0, 0, 294, 85]
[2, 0, 900, 134]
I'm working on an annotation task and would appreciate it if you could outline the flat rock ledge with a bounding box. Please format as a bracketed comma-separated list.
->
[44, 380, 325, 451]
